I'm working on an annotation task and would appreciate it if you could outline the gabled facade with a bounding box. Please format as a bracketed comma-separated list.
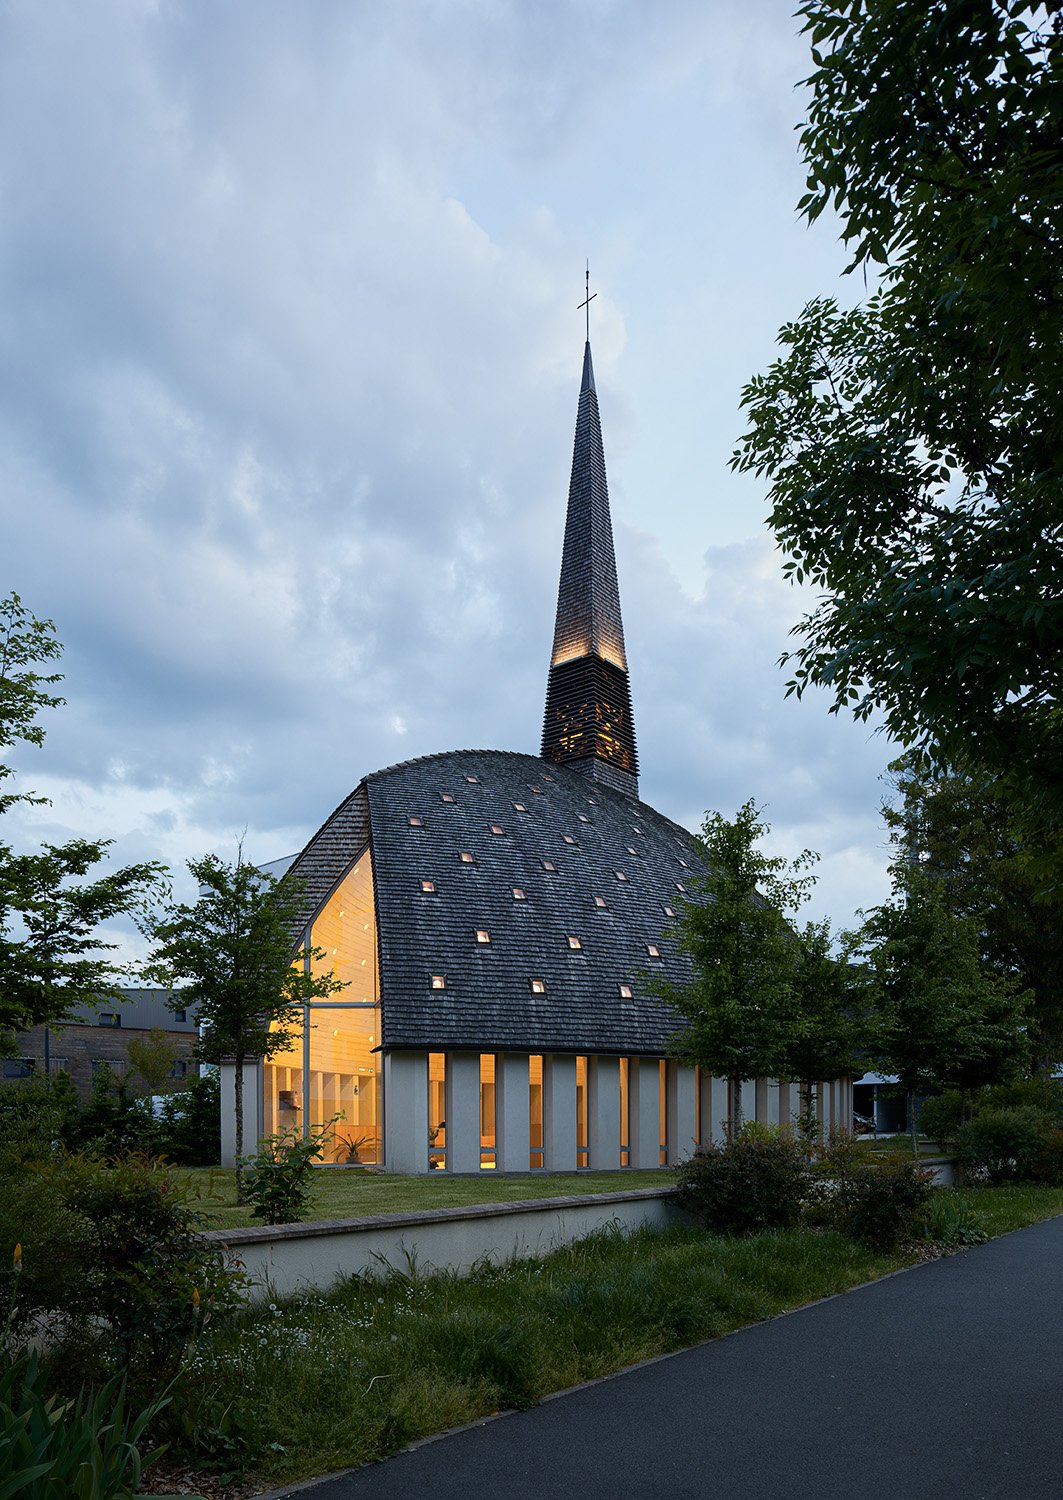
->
[220, 337, 853, 1171]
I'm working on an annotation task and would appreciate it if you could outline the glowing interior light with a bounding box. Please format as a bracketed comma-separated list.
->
[618, 983, 633, 999]
[490, 824, 505, 835]
[476, 929, 491, 944]
[408, 816, 423, 827]
[431, 975, 445, 990]
[594, 895, 606, 908]
[421, 880, 436, 892]
[460, 851, 474, 863]
[567, 935, 582, 950]
[530, 978, 546, 994]
[646, 944, 661, 958]
[512, 888, 526, 900]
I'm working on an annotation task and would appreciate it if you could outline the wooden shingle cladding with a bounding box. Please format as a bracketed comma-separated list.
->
[541, 341, 638, 795]
[342, 747, 697, 1054]
[283, 783, 373, 942]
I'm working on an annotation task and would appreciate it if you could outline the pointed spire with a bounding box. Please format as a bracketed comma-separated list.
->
[541, 332, 639, 797]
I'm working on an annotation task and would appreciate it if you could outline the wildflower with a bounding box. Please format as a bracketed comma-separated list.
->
[12, 1244, 21, 1274]
[192, 1287, 201, 1310]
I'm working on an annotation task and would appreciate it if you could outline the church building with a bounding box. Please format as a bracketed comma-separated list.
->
[220, 334, 853, 1172]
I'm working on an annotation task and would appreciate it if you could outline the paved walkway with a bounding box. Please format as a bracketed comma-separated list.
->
[265, 1214, 1063, 1500]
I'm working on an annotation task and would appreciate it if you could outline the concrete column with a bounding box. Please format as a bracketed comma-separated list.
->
[445, 1051, 481, 1173]
[755, 1078, 768, 1123]
[706, 1077, 729, 1143]
[629, 1057, 661, 1169]
[666, 1062, 697, 1164]
[496, 1053, 531, 1172]
[543, 1054, 577, 1171]
[220, 1060, 262, 1167]
[588, 1055, 621, 1169]
[383, 1051, 429, 1174]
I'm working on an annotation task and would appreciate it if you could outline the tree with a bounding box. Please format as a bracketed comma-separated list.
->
[652, 800, 817, 1132]
[733, 2, 1063, 852]
[849, 863, 1030, 1154]
[883, 749, 1063, 1069]
[785, 918, 866, 1130]
[126, 1026, 182, 1094]
[0, 594, 163, 1044]
[143, 852, 346, 1198]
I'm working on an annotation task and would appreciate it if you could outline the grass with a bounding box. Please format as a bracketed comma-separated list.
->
[179, 1167, 674, 1230]
[155, 1181, 1063, 1491]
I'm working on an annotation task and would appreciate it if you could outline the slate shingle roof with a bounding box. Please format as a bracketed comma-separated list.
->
[285, 748, 704, 1056]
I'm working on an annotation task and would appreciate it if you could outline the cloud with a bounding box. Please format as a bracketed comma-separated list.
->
[0, 0, 894, 947]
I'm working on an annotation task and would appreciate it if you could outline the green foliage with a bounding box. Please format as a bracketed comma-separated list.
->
[44, 1153, 244, 1389]
[240, 1118, 337, 1225]
[922, 1191, 989, 1248]
[785, 918, 866, 1098]
[143, 852, 347, 1187]
[0, 1079, 67, 1164]
[673, 1126, 811, 1236]
[652, 801, 818, 1117]
[850, 863, 1030, 1105]
[0, 1174, 88, 1356]
[0, 1354, 173, 1500]
[733, 3, 1063, 850]
[0, 593, 164, 1042]
[125, 1028, 181, 1094]
[884, 752, 1063, 1067]
[830, 1157, 934, 1252]
[154, 1073, 222, 1166]
[957, 1106, 1050, 1185]
[70, 1068, 160, 1159]
[918, 1093, 964, 1147]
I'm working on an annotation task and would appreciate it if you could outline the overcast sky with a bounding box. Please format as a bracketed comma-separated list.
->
[1, 0, 900, 956]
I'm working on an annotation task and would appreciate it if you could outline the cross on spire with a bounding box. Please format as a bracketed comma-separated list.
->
[577, 260, 596, 342]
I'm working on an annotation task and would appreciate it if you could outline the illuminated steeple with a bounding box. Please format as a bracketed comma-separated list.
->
[541, 337, 639, 797]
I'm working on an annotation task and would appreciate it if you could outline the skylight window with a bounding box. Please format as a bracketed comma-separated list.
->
[542, 859, 557, 871]
[646, 944, 661, 958]
[529, 978, 546, 994]
[440, 792, 455, 803]
[618, 983, 633, 1000]
[662, 904, 676, 917]
[578, 813, 590, 823]
[625, 845, 637, 855]
[512, 802, 527, 812]
[615, 870, 628, 881]
[421, 880, 436, 893]
[675, 881, 687, 893]
[490, 824, 505, 835]
[530, 785, 543, 794]
[476, 929, 491, 944]
[408, 816, 423, 827]
[567, 935, 582, 950]
[562, 834, 577, 845]
[678, 859, 689, 868]
[431, 975, 446, 990]
[465, 775, 479, 783]
[512, 887, 526, 900]
[594, 895, 607, 908]
[460, 851, 474, 864]
[543, 774, 554, 781]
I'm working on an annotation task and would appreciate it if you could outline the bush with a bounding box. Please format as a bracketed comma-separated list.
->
[918, 1092, 964, 1146]
[980, 1078, 1063, 1126]
[43, 1153, 244, 1390]
[71, 1068, 162, 1159]
[0, 1079, 71, 1164]
[0, 1171, 89, 1355]
[922, 1190, 988, 1246]
[240, 1118, 336, 1225]
[831, 1158, 934, 1251]
[155, 1073, 221, 1166]
[957, 1106, 1049, 1185]
[0, 1353, 176, 1500]
[1031, 1129, 1063, 1186]
[674, 1126, 811, 1236]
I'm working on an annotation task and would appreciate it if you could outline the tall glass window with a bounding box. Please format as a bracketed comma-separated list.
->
[480, 1053, 496, 1169]
[263, 850, 382, 1165]
[529, 1054, 544, 1169]
[576, 1055, 589, 1167]
[619, 1057, 630, 1167]
[429, 1052, 447, 1169]
[659, 1059, 668, 1166]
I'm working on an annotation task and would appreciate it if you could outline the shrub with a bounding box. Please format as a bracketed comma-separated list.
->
[980, 1078, 1063, 1126]
[155, 1071, 221, 1165]
[957, 1106, 1049, 1185]
[922, 1190, 989, 1246]
[0, 1079, 69, 1164]
[240, 1117, 337, 1225]
[0, 1353, 180, 1500]
[831, 1158, 934, 1251]
[0, 1172, 89, 1355]
[72, 1068, 162, 1159]
[44, 1153, 244, 1389]
[918, 1092, 964, 1146]
[674, 1126, 811, 1236]
[1030, 1129, 1063, 1186]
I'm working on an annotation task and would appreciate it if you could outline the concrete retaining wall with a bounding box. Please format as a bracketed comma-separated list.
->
[206, 1187, 686, 1302]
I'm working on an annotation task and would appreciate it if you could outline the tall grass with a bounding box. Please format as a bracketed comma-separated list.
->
[171, 1224, 901, 1484]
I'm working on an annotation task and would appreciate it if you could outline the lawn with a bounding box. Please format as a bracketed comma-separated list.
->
[180, 1166, 675, 1229]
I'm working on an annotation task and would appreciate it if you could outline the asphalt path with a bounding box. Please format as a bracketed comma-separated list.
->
[263, 1214, 1063, 1500]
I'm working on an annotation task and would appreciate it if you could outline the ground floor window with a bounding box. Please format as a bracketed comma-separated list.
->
[263, 1004, 382, 1164]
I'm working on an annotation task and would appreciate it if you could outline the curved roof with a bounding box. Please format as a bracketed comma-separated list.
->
[287, 749, 704, 1056]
